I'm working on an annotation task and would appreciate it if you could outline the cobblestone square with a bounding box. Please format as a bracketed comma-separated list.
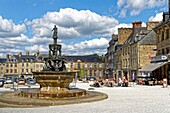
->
[1, 83, 170, 113]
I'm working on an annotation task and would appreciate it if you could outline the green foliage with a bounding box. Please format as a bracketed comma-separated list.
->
[78, 67, 85, 78]
[90, 54, 105, 60]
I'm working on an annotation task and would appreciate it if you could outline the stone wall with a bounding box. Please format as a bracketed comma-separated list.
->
[118, 28, 132, 44]
[138, 45, 157, 68]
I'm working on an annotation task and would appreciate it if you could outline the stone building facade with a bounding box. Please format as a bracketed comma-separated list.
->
[112, 21, 158, 82]
[105, 34, 118, 78]
[0, 58, 6, 77]
[4, 51, 44, 79]
[152, 8, 170, 84]
[64, 55, 105, 79]
[105, 28, 132, 80]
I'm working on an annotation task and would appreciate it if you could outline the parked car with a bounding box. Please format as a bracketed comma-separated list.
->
[5, 77, 13, 84]
[0, 79, 4, 87]
[27, 79, 36, 85]
[18, 79, 25, 85]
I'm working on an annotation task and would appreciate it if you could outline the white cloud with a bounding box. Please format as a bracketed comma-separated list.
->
[117, 0, 125, 7]
[0, 8, 138, 57]
[0, 16, 26, 37]
[25, 45, 48, 53]
[26, 8, 119, 39]
[148, 12, 163, 21]
[117, 0, 167, 17]
[62, 38, 109, 55]
[130, 10, 140, 16]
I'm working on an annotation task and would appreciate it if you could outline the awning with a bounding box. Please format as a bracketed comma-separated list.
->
[139, 62, 168, 72]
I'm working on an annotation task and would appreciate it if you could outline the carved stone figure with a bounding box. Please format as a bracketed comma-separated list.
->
[43, 25, 66, 72]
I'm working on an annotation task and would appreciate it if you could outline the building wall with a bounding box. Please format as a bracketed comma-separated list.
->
[67, 61, 105, 79]
[5, 63, 18, 76]
[118, 28, 133, 44]
[0, 63, 6, 76]
[138, 45, 157, 68]
[154, 20, 170, 83]
[114, 49, 123, 82]
[157, 27, 170, 55]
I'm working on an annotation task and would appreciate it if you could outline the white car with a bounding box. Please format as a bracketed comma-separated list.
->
[5, 78, 13, 84]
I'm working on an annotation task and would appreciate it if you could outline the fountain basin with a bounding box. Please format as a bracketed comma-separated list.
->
[33, 71, 75, 92]
[24, 71, 85, 98]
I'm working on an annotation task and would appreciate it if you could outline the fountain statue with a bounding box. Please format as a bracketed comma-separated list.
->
[43, 25, 66, 72]
[21, 25, 86, 98]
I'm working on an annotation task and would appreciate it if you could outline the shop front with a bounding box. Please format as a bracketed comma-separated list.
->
[139, 55, 170, 85]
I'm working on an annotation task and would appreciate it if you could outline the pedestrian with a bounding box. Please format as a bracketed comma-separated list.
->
[118, 78, 122, 86]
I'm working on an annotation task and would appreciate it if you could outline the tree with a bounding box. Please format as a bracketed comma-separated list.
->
[78, 67, 85, 78]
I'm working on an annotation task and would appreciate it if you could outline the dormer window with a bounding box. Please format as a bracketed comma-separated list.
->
[22, 59, 25, 62]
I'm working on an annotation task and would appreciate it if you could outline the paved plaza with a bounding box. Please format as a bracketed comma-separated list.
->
[1, 83, 170, 113]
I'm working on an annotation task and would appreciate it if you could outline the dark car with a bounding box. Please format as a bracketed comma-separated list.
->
[0, 79, 4, 87]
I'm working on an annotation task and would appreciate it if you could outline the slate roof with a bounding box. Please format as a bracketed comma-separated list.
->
[63, 55, 104, 63]
[115, 44, 123, 51]
[13, 55, 37, 62]
[0, 58, 7, 63]
[138, 30, 157, 45]
[36, 54, 104, 63]
[124, 27, 147, 45]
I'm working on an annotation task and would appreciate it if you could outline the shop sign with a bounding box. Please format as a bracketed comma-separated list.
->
[151, 55, 168, 62]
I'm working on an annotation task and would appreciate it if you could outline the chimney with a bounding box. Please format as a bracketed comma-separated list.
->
[26, 51, 29, 56]
[18, 52, 22, 57]
[132, 21, 142, 29]
[35, 50, 40, 56]
[6, 54, 10, 59]
[146, 21, 159, 30]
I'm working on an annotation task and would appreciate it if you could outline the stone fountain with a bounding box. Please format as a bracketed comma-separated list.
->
[0, 25, 107, 107]
[21, 25, 86, 98]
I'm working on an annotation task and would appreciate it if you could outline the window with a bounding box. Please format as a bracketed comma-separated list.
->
[10, 63, 13, 67]
[94, 70, 97, 76]
[26, 63, 29, 67]
[22, 69, 24, 73]
[6, 63, 8, 67]
[36, 64, 39, 68]
[89, 64, 92, 68]
[90, 70, 92, 76]
[14, 69, 17, 73]
[78, 63, 81, 69]
[22, 63, 24, 67]
[26, 69, 28, 73]
[166, 29, 169, 39]
[6, 69, 8, 73]
[99, 70, 102, 77]
[166, 48, 169, 54]
[15, 63, 17, 67]
[161, 31, 164, 41]
[71, 63, 73, 68]
[94, 64, 97, 68]
[84, 64, 88, 68]
[162, 49, 165, 55]
[10, 69, 13, 73]
[99, 64, 102, 68]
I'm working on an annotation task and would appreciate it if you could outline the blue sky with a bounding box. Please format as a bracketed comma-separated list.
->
[0, 0, 168, 57]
